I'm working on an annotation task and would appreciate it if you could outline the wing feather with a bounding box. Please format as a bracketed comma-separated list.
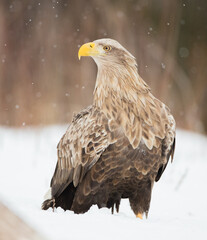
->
[155, 137, 176, 182]
[50, 105, 117, 197]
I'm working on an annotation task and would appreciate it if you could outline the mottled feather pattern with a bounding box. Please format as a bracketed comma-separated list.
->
[51, 106, 118, 196]
[70, 136, 164, 214]
[42, 38, 176, 217]
[94, 67, 175, 151]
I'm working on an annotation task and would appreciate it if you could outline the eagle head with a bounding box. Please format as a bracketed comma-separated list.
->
[78, 38, 136, 67]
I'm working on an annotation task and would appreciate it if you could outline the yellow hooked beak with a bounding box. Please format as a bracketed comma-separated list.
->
[78, 42, 100, 60]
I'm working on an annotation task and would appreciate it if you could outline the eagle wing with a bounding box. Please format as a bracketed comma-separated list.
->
[155, 110, 176, 182]
[155, 137, 175, 182]
[50, 105, 117, 198]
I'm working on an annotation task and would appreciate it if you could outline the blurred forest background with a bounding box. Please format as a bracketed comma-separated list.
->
[0, 0, 207, 133]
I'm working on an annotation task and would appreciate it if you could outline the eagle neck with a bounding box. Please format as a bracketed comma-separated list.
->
[93, 63, 150, 110]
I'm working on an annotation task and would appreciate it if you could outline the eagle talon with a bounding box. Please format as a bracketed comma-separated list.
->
[136, 213, 143, 219]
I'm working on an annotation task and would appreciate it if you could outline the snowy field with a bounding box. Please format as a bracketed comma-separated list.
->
[0, 126, 207, 240]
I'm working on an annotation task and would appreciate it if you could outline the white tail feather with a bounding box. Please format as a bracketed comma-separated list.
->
[44, 187, 52, 200]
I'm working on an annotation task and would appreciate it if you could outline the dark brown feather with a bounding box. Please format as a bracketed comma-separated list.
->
[42, 38, 176, 217]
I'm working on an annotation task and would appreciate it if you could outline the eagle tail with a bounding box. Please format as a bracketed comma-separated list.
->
[41, 187, 55, 210]
[42, 183, 77, 211]
[42, 198, 55, 210]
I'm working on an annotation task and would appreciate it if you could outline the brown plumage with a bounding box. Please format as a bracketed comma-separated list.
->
[42, 39, 176, 218]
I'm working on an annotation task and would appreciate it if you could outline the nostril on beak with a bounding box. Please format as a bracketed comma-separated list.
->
[90, 44, 93, 48]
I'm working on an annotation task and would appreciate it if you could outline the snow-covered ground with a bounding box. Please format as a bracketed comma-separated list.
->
[0, 126, 207, 240]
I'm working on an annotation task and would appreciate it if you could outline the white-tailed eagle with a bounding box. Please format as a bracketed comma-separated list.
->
[42, 39, 176, 219]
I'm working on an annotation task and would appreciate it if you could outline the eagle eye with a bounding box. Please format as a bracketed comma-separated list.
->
[103, 45, 111, 52]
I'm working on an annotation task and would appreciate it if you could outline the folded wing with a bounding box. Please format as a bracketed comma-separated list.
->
[50, 105, 117, 198]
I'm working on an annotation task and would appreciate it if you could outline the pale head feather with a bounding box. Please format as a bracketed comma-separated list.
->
[92, 38, 136, 66]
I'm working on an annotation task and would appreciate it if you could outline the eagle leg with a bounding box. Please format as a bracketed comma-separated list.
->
[111, 205, 114, 214]
[115, 200, 120, 213]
